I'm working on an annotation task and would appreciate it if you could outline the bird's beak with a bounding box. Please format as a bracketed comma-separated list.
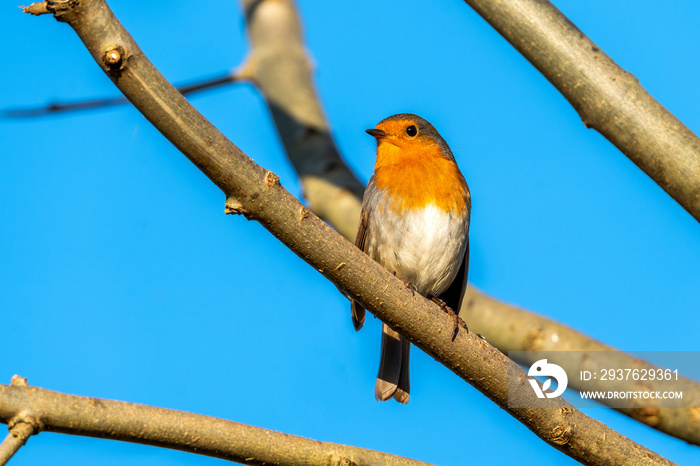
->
[365, 128, 388, 139]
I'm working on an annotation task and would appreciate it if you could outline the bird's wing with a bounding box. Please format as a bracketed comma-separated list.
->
[440, 240, 470, 316]
[350, 207, 370, 331]
[355, 207, 370, 251]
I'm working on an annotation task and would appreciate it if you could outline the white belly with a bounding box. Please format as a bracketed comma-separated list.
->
[365, 203, 469, 297]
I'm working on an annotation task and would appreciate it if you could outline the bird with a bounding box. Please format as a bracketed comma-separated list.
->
[351, 113, 471, 404]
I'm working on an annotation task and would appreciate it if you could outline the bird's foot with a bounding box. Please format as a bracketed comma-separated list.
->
[397, 275, 417, 296]
[430, 296, 469, 341]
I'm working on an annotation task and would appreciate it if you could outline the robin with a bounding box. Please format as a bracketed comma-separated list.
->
[351, 113, 471, 404]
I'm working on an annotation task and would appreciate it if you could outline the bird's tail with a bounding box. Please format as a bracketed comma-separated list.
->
[375, 323, 410, 404]
[351, 301, 366, 331]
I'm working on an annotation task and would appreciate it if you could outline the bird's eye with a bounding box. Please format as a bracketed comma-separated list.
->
[406, 125, 418, 137]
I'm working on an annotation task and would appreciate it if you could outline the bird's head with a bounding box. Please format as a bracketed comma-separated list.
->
[366, 113, 454, 163]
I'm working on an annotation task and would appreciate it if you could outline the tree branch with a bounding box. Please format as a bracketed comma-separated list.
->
[0, 381, 430, 466]
[1, 71, 238, 118]
[13, 1, 677, 464]
[0, 422, 35, 466]
[0, 377, 38, 466]
[237, 0, 365, 240]
[460, 290, 700, 444]
[239, 0, 700, 447]
[461, 0, 700, 221]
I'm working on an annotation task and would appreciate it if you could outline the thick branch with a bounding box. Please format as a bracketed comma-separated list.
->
[462, 0, 700, 221]
[0, 383, 429, 466]
[240, 0, 700, 447]
[461, 290, 700, 444]
[21, 0, 676, 464]
[238, 0, 365, 240]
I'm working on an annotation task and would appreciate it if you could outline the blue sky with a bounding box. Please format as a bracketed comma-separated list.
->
[2, 1, 699, 465]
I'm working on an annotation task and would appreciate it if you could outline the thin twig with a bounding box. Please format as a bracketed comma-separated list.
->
[2, 72, 238, 118]
[22, 2, 50, 16]
[0, 422, 36, 466]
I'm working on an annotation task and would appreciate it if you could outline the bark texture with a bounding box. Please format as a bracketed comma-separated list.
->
[0, 383, 432, 466]
[462, 0, 700, 221]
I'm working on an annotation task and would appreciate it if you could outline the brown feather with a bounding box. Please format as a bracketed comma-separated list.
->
[439, 241, 470, 316]
[350, 209, 370, 331]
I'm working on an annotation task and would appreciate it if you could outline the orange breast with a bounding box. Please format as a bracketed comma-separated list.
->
[373, 141, 470, 215]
